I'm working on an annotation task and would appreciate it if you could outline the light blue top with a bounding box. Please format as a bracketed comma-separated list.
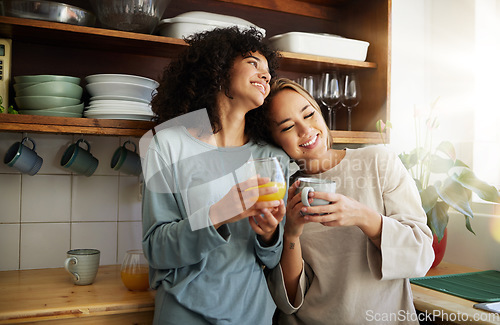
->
[141, 124, 289, 325]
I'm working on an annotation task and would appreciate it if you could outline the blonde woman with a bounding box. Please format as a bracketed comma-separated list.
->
[248, 78, 434, 325]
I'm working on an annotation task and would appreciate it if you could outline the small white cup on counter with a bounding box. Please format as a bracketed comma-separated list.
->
[64, 249, 101, 285]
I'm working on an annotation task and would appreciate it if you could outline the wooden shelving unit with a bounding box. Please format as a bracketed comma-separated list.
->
[0, 0, 390, 143]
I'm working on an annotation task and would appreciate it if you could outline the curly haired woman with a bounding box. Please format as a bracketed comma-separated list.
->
[141, 27, 290, 324]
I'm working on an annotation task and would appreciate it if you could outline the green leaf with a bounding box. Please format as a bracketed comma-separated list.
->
[436, 141, 456, 161]
[7, 106, 19, 114]
[429, 154, 454, 173]
[435, 178, 474, 219]
[399, 152, 418, 170]
[427, 201, 449, 241]
[449, 167, 500, 202]
[454, 159, 469, 168]
[420, 185, 438, 213]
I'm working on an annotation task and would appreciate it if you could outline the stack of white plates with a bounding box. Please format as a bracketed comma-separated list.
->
[84, 74, 158, 120]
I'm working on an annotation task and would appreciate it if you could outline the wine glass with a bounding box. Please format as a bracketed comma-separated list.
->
[120, 250, 150, 291]
[341, 72, 361, 131]
[243, 157, 286, 202]
[300, 75, 316, 99]
[318, 72, 341, 130]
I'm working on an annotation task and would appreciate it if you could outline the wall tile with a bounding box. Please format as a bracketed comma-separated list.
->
[72, 175, 118, 222]
[0, 224, 20, 270]
[117, 221, 143, 264]
[0, 174, 21, 223]
[20, 223, 70, 269]
[33, 133, 73, 175]
[0, 132, 22, 174]
[81, 136, 119, 176]
[71, 222, 118, 265]
[21, 175, 71, 223]
[118, 176, 142, 221]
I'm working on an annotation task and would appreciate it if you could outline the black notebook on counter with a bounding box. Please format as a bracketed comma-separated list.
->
[410, 270, 500, 302]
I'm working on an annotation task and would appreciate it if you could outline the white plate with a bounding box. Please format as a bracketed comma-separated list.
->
[85, 106, 153, 113]
[85, 108, 154, 116]
[89, 95, 151, 104]
[86, 74, 159, 89]
[88, 100, 151, 108]
[84, 111, 154, 121]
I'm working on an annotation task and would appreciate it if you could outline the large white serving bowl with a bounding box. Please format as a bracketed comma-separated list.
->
[86, 82, 156, 102]
[85, 74, 159, 89]
[16, 81, 83, 99]
[15, 96, 81, 109]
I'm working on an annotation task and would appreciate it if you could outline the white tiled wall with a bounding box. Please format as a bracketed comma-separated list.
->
[0, 132, 143, 271]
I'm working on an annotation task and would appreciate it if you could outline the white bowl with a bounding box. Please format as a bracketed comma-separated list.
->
[86, 82, 156, 102]
[89, 95, 151, 104]
[88, 99, 151, 108]
[85, 74, 159, 89]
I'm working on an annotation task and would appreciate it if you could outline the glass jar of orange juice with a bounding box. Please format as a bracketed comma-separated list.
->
[120, 250, 149, 291]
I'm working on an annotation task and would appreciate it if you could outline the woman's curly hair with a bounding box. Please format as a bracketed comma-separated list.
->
[151, 26, 280, 136]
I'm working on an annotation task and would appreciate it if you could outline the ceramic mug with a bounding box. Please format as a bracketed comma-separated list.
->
[60, 139, 99, 176]
[297, 177, 336, 208]
[110, 140, 141, 175]
[64, 249, 100, 285]
[3, 137, 43, 175]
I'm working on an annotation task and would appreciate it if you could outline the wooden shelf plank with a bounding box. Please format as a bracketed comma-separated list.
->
[0, 16, 188, 57]
[0, 114, 385, 144]
[278, 51, 376, 74]
[331, 130, 386, 144]
[0, 114, 154, 137]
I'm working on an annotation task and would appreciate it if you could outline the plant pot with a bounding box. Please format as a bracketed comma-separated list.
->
[431, 228, 447, 268]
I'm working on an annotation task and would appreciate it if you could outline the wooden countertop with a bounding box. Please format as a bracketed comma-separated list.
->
[1, 262, 498, 324]
[0, 265, 155, 324]
[411, 262, 500, 325]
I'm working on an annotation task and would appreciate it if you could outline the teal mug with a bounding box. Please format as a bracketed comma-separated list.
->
[60, 139, 99, 176]
[110, 140, 141, 176]
[4, 137, 43, 175]
[297, 177, 336, 208]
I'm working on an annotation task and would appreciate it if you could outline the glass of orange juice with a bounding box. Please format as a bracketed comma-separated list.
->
[120, 250, 150, 291]
[245, 157, 286, 202]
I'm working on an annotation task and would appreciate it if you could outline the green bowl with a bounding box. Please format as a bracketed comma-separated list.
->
[13, 82, 39, 92]
[16, 81, 83, 99]
[15, 96, 81, 109]
[42, 103, 85, 113]
[14, 75, 81, 85]
[19, 109, 82, 118]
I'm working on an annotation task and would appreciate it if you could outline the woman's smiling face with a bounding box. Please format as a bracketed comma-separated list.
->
[268, 88, 330, 161]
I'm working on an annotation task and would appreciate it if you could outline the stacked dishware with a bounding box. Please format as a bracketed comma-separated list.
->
[84, 74, 157, 121]
[13, 75, 84, 117]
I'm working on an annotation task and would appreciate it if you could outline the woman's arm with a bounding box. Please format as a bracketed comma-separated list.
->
[280, 180, 309, 304]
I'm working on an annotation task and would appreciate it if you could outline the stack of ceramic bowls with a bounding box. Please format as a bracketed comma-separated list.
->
[13, 75, 84, 117]
[84, 74, 157, 121]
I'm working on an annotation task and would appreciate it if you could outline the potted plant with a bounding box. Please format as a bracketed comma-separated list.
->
[376, 100, 499, 267]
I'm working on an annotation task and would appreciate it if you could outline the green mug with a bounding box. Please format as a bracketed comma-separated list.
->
[3, 137, 43, 175]
[60, 139, 99, 177]
[110, 140, 141, 176]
